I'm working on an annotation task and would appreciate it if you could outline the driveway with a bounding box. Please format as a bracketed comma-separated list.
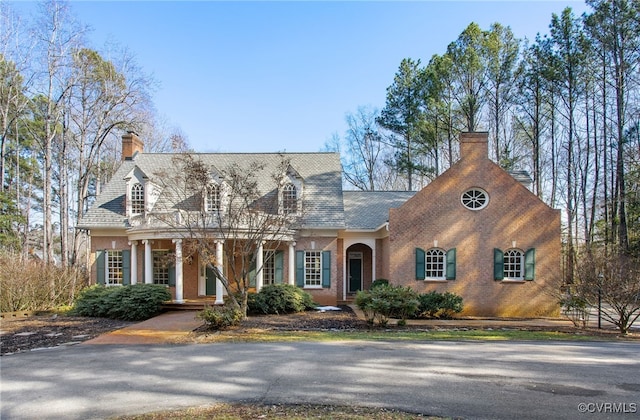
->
[1, 340, 639, 419]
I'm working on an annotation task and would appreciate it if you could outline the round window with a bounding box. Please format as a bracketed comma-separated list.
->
[461, 188, 489, 210]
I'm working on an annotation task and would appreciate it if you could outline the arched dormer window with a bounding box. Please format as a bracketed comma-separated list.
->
[283, 183, 297, 214]
[206, 184, 221, 212]
[131, 182, 145, 214]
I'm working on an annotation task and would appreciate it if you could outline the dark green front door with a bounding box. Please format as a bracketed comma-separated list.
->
[205, 266, 216, 296]
[349, 257, 362, 293]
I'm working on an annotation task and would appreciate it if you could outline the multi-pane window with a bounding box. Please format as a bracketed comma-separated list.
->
[131, 182, 145, 213]
[504, 249, 524, 279]
[304, 251, 322, 287]
[283, 183, 297, 213]
[153, 250, 170, 285]
[206, 184, 221, 212]
[425, 248, 446, 279]
[106, 250, 123, 286]
[263, 250, 276, 285]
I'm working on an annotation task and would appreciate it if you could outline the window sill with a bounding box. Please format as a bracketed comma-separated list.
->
[422, 279, 448, 283]
[501, 279, 526, 283]
[303, 286, 323, 289]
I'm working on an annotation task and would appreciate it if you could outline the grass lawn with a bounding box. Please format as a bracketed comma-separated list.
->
[190, 327, 627, 343]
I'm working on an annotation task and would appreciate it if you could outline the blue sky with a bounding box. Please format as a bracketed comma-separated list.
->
[17, 1, 590, 153]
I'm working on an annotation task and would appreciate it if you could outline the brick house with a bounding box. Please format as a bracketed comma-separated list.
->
[78, 131, 561, 317]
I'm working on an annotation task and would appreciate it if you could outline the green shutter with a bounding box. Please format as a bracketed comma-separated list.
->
[168, 263, 176, 286]
[295, 250, 304, 287]
[274, 251, 284, 284]
[494, 248, 504, 280]
[122, 250, 131, 285]
[96, 250, 105, 285]
[415, 248, 425, 280]
[322, 250, 331, 288]
[525, 248, 535, 280]
[249, 258, 256, 287]
[446, 248, 456, 280]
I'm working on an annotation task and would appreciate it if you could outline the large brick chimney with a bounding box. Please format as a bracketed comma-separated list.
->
[459, 131, 489, 162]
[122, 131, 143, 161]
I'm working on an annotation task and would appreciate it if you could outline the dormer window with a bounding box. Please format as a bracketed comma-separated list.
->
[283, 183, 297, 214]
[131, 182, 145, 214]
[206, 184, 221, 212]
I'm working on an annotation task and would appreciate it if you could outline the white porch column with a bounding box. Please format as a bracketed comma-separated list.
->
[288, 242, 296, 285]
[215, 240, 224, 305]
[172, 239, 184, 303]
[256, 241, 264, 292]
[128, 241, 138, 285]
[142, 239, 152, 284]
[372, 246, 377, 283]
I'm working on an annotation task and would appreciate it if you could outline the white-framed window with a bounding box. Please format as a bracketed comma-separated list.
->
[131, 182, 145, 214]
[153, 250, 170, 285]
[106, 250, 123, 286]
[425, 248, 446, 279]
[461, 188, 489, 210]
[283, 183, 297, 214]
[206, 184, 221, 212]
[263, 250, 276, 285]
[304, 250, 322, 287]
[504, 249, 524, 280]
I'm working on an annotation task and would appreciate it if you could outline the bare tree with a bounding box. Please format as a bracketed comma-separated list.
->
[572, 247, 640, 334]
[30, 0, 84, 264]
[154, 154, 303, 317]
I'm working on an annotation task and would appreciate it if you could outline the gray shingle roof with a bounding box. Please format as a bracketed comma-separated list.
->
[77, 152, 345, 230]
[343, 191, 416, 230]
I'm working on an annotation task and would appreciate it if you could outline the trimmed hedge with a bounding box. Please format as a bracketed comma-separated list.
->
[355, 284, 419, 325]
[356, 285, 464, 324]
[248, 284, 316, 315]
[72, 284, 171, 321]
[418, 291, 464, 319]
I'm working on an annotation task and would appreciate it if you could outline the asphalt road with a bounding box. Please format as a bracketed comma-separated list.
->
[1, 340, 639, 420]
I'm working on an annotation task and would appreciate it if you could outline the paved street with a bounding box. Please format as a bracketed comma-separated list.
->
[1, 340, 639, 420]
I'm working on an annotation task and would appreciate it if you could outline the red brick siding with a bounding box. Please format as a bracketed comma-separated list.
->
[389, 148, 561, 317]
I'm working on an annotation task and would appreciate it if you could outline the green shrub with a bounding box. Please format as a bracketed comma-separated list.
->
[72, 285, 113, 317]
[418, 291, 463, 319]
[371, 279, 389, 289]
[249, 284, 316, 315]
[355, 284, 419, 325]
[72, 284, 170, 321]
[198, 305, 243, 330]
[105, 284, 171, 321]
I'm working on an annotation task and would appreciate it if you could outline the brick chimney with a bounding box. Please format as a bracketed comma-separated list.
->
[122, 131, 143, 161]
[459, 131, 488, 162]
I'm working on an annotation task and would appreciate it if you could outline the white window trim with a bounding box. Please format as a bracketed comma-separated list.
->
[425, 248, 446, 281]
[130, 182, 145, 215]
[304, 250, 322, 288]
[152, 249, 171, 286]
[263, 249, 277, 285]
[503, 249, 525, 281]
[461, 188, 489, 211]
[105, 250, 123, 286]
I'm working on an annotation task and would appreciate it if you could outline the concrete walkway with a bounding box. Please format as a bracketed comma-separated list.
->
[82, 311, 203, 345]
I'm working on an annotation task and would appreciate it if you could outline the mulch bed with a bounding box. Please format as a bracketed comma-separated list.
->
[0, 315, 135, 355]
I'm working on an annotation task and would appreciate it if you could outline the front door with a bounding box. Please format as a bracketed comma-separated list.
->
[205, 266, 216, 296]
[348, 253, 363, 293]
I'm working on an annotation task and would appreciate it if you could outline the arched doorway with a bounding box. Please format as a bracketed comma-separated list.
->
[345, 243, 373, 294]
